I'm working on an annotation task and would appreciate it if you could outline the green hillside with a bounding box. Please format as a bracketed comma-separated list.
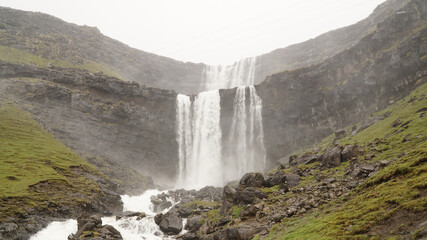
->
[0, 104, 114, 220]
[266, 82, 427, 239]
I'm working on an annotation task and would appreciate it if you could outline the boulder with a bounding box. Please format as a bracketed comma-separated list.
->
[115, 211, 146, 220]
[70, 213, 122, 240]
[240, 204, 259, 220]
[154, 201, 172, 213]
[236, 187, 267, 204]
[204, 228, 242, 240]
[158, 213, 183, 235]
[264, 170, 287, 187]
[179, 232, 200, 240]
[239, 173, 265, 187]
[289, 152, 319, 166]
[185, 216, 203, 232]
[285, 174, 301, 188]
[341, 144, 363, 162]
[320, 146, 342, 168]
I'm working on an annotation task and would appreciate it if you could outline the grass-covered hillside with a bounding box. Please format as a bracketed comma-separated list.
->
[0, 45, 124, 80]
[174, 82, 427, 240]
[0, 104, 122, 238]
[265, 82, 427, 239]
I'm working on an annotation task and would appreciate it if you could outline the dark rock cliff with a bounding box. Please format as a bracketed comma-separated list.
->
[227, 0, 427, 164]
[0, 0, 407, 94]
[253, 0, 409, 85]
[0, 62, 179, 184]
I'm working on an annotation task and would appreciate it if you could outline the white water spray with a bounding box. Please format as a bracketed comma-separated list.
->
[176, 91, 223, 189]
[204, 57, 257, 90]
[176, 57, 266, 188]
[30, 190, 177, 240]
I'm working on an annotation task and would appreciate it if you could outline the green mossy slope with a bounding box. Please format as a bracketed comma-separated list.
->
[0, 104, 111, 220]
[266, 82, 427, 239]
[0, 45, 125, 80]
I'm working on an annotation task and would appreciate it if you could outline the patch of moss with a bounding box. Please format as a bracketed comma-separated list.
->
[231, 206, 244, 219]
[206, 209, 221, 223]
[260, 185, 280, 194]
[0, 104, 108, 220]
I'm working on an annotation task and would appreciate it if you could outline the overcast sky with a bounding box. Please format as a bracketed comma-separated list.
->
[1, 0, 386, 65]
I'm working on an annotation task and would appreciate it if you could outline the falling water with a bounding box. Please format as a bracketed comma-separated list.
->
[225, 86, 266, 182]
[176, 57, 266, 188]
[176, 94, 192, 184]
[203, 57, 257, 90]
[176, 91, 223, 189]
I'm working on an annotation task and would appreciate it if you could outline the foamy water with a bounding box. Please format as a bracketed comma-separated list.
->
[30, 189, 180, 240]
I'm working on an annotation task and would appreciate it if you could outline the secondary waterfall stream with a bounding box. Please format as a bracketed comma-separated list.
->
[176, 57, 266, 188]
[30, 190, 177, 240]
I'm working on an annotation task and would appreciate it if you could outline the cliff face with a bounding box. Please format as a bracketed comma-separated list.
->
[253, 0, 427, 163]
[0, 7, 205, 94]
[0, 0, 408, 95]
[253, 0, 409, 85]
[0, 62, 179, 184]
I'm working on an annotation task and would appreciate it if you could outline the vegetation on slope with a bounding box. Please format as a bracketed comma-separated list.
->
[0, 104, 117, 221]
[266, 82, 427, 239]
[0, 45, 125, 80]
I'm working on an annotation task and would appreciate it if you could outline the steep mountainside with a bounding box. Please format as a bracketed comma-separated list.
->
[220, 0, 427, 164]
[254, 0, 409, 85]
[0, 62, 178, 185]
[0, 0, 408, 94]
[0, 104, 123, 239]
[1, 0, 426, 186]
[164, 81, 427, 240]
[0, 7, 204, 94]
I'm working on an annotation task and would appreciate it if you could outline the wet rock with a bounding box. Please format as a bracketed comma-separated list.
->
[289, 152, 319, 166]
[239, 173, 265, 188]
[116, 211, 146, 220]
[158, 212, 183, 235]
[320, 146, 342, 168]
[70, 213, 122, 240]
[154, 201, 173, 213]
[236, 187, 267, 204]
[221, 185, 237, 214]
[240, 204, 259, 220]
[341, 144, 364, 162]
[204, 228, 242, 240]
[179, 232, 200, 240]
[285, 174, 301, 188]
[185, 216, 203, 232]
[264, 170, 287, 187]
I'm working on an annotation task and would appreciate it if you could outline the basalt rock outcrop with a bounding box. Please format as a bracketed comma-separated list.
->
[0, 6, 205, 94]
[0, 62, 178, 184]
[0, 0, 407, 94]
[221, 0, 427, 165]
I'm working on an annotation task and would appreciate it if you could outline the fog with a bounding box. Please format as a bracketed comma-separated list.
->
[1, 0, 385, 65]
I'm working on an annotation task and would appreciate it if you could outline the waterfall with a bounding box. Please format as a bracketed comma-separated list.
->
[176, 57, 266, 189]
[225, 86, 266, 182]
[176, 91, 223, 189]
[204, 57, 257, 90]
[176, 94, 192, 184]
